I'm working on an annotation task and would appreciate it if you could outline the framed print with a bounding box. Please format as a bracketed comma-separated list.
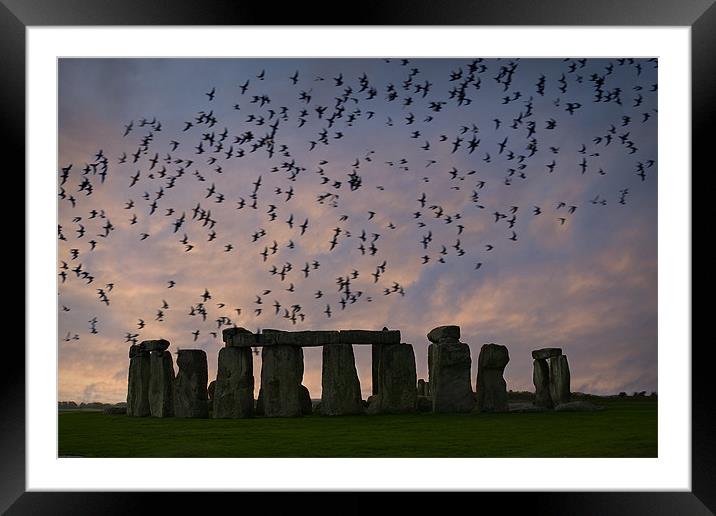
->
[7, 0, 710, 513]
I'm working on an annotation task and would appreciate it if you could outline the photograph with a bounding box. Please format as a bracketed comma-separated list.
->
[56, 57, 658, 459]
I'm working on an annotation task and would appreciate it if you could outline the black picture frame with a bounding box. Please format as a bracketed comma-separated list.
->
[6, 1, 709, 513]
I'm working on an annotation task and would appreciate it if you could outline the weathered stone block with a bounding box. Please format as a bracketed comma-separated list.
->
[259, 345, 304, 417]
[429, 341, 475, 413]
[371, 344, 382, 395]
[223, 327, 256, 346]
[366, 343, 417, 414]
[475, 343, 509, 412]
[427, 325, 460, 344]
[224, 328, 401, 347]
[478, 343, 509, 370]
[263, 329, 339, 346]
[227, 329, 340, 347]
[548, 354, 571, 406]
[255, 390, 264, 416]
[339, 329, 401, 345]
[142, 339, 170, 352]
[321, 344, 363, 415]
[417, 378, 427, 396]
[213, 346, 254, 418]
[531, 347, 562, 360]
[417, 395, 432, 412]
[300, 385, 313, 415]
[208, 380, 216, 403]
[533, 359, 553, 408]
[149, 350, 174, 417]
[127, 350, 151, 416]
[173, 349, 209, 418]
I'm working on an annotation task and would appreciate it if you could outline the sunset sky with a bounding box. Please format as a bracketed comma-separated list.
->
[58, 58, 657, 403]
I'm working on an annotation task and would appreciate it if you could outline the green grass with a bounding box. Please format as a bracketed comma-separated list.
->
[58, 398, 656, 458]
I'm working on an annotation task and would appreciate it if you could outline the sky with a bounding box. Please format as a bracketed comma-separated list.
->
[57, 58, 658, 403]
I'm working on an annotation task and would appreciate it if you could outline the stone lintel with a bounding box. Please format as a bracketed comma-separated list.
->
[222, 327, 254, 345]
[531, 347, 562, 360]
[225, 329, 401, 347]
[338, 330, 401, 345]
[427, 325, 460, 344]
[140, 339, 170, 352]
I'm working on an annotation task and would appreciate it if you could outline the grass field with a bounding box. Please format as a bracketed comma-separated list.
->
[58, 398, 656, 458]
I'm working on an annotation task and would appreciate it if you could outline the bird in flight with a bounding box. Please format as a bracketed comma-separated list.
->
[57, 57, 656, 338]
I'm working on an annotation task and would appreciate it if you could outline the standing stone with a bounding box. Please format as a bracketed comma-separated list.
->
[367, 343, 417, 414]
[173, 349, 209, 418]
[427, 325, 461, 344]
[371, 344, 382, 395]
[208, 380, 216, 403]
[429, 339, 475, 413]
[531, 347, 562, 360]
[260, 345, 304, 417]
[256, 384, 309, 415]
[223, 326, 255, 346]
[321, 344, 363, 415]
[417, 396, 432, 412]
[533, 359, 552, 408]
[548, 354, 571, 405]
[299, 385, 313, 415]
[127, 345, 151, 417]
[149, 350, 175, 417]
[417, 379, 427, 396]
[143, 339, 170, 352]
[475, 343, 509, 412]
[255, 389, 264, 416]
[213, 346, 254, 418]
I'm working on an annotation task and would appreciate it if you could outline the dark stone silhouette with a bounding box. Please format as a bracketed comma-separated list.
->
[428, 326, 475, 413]
[417, 378, 427, 396]
[126, 328, 580, 420]
[149, 349, 174, 417]
[208, 380, 216, 403]
[173, 349, 209, 418]
[255, 390, 264, 416]
[223, 327, 400, 347]
[533, 358, 553, 408]
[321, 344, 363, 415]
[222, 326, 254, 347]
[300, 385, 313, 415]
[259, 344, 304, 417]
[531, 347, 562, 360]
[127, 344, 151, 417]
[475, 343, 509, 412]
[416, 395, 432, 412]
[548, 354, 571, 405]
[339, 329, 400, 345]
[371, 344, 382, 395]
[427, 325, 460, 344]
[367, 343, 417, 414]
[213, 346, 254, 418]
[143, 339, 170, 352]
[532, 348, 571, 408]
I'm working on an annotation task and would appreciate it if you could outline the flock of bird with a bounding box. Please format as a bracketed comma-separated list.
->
[58, 58, 657, 348]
